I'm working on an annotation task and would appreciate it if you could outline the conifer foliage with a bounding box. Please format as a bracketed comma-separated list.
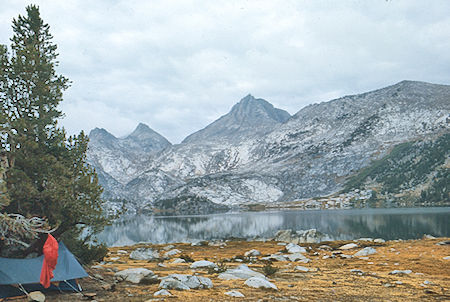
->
[0, 5, 108, 261]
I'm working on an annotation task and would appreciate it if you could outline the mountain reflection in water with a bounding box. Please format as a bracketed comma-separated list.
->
[97, 207, 450, 246]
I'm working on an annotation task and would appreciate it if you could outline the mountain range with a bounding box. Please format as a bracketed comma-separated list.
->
[86, 80, 450, 213]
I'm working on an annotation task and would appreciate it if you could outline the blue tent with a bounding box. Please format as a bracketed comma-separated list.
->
[0, 242, 88, 298]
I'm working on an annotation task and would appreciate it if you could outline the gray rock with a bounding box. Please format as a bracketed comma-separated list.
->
[423, 234, 436, 239]
[117, 250, 128, 254]
[244, 249, 261, 257]
[339, 243, 358, 250]
[154, 289, 172, 296]
[286, 253, 310, 263]
[443, 256, 450, 260]
[172, 258, 187, 263]
[115, 268, 157, 284]
[225, 290, 245, 297]
[190, 260, 218, 269]
[28, 291, 45, 302]
[274, 230, 292, 242]
[244, 277, 278, 290]
[294, 266, 310, 272]
[389, 270, 412, 275]
[129, 248, 160, 261]
[162, 244, 175, 251]
[354, 247, 377, 257]
[437, 241, 450, 245]
[261, 254, 288, 262]
[159, 277, 190, 290]
[286, 243, 307, 254]
[374, 238, 385, 243]
[164, 249, 181, 258]
[160, 274, 213, 290]
[294, 229, 331, 243]
[218, 264, 266, 280]
[356, 238, 373, 242]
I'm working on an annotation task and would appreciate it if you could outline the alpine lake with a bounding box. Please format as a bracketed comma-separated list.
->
[98, 207, 450, 246]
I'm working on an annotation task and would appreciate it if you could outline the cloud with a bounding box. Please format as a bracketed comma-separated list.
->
[1, 0, 449, 143]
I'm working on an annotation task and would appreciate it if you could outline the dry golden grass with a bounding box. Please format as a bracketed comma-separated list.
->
[30, 238, 450, 301]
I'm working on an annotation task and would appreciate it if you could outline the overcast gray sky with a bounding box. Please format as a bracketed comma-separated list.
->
[1, 0, 449, 143]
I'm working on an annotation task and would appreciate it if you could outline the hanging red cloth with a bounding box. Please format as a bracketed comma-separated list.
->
[39, 234, 59, 288]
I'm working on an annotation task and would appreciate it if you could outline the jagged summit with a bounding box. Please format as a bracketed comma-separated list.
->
[182, 94, 291, 144]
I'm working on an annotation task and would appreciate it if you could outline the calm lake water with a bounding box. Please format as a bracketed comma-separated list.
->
[98, 207, 450, 246]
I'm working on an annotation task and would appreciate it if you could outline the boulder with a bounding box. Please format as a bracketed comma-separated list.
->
[115, 268, 158, 284]
[374, 238, 385, 243]
[261, 254, 288, 262]
[160, 274, 213, 290]
[286, 243, 307, 254]
[274, 229, 330, 244]
[339, 243, 358, 250]
[286, 253, 310, 263]
[129, 248, 160, 261]
[225, 290, 245, 297]
[172, 258, 187, 263]
[389, 270, 412, 275]
[190, 260, 218, 269]
[154, 289, 172, 296]
[28, 291, 45, 302]
[159, 277, 190, 290]
[244, 249, 261, 257]
[354, 247, 377, 257]
[218, 264, 266, 280]
[164, 249, 181, 258]
[244, 277, 278, 290]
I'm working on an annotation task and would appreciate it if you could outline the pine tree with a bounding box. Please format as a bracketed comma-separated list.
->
[0, 5, 108, 261]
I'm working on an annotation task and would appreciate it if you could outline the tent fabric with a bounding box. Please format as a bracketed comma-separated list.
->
[40, 234, 59, 288]
[0, 279, 80, 298]
[0, 242, 87, 286]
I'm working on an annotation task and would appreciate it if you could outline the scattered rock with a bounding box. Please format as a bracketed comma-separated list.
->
[244, 249, 261, 257]
[154, 289, 172, 296]
[261, 254, 288, 262]
[286, 243, 307, 254]
[340, 254, 353, 259]
[160, 274, 213, 290]
[190, 260, 218, 269]
[356, 238, 373, 242]
[389, 270, 412, 275]
[286, 253, 310, 263]
[158, 278, 190, 290]
[225, 290, 245, 297]
[115, 268, 158, 284]
[436, 241, 450, 245]
[443, 256, 450, 260]
[319, 245, 332, 250]
[162, 245, 175, 251]
[423, 234, 436, 239]
[164, 249, 181, 258]
[28, 291, 45, 302]
[354, 247, 377, 257]
[339, 243, 358, 250]
[244, 277, 278, 290]
[277, 242, 287, 246]
[129, 248, 160, 261]
[158, 263, 167, 267]
[117, 250, 128, 254]
[274, 229, 330, 244]
[101, 283, 114, 291]
[218, 264, 266, 280]
[350, 269, 364, 275]
[172, 258, 187, 264]
[294, 266, 310, 272]
[374, 238, 385, 243]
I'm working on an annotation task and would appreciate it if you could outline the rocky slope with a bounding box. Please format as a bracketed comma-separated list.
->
[87, 81, 450, 213]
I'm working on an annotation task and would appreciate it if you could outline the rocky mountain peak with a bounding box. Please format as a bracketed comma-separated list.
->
[89, 128, 117, 147]
[182, 94, 291, 144]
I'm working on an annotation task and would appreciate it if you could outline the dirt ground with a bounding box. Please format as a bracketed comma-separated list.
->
[8, 237, 450, 302]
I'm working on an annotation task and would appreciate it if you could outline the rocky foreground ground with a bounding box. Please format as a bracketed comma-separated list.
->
[31, 236, 450, 301]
